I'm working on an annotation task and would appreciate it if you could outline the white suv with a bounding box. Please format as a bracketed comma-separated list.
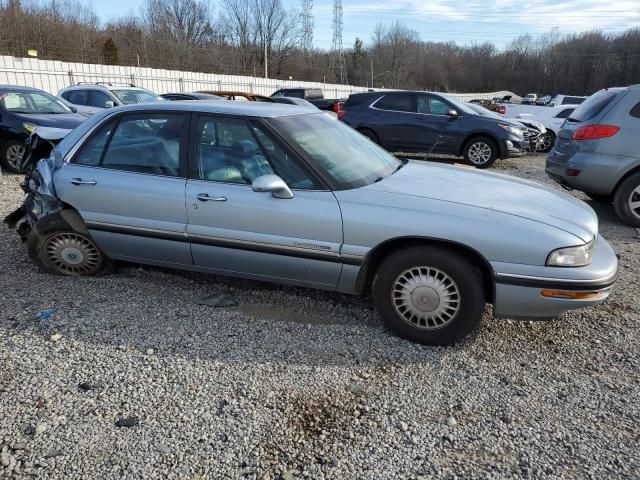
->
[58, 83, 163, 116]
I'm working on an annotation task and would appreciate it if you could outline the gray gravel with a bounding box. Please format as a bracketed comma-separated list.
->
[1, 155, 639, 479]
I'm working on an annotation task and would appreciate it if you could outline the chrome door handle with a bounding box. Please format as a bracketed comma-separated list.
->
[71, 178, 97, 185]
[197, 193, 227, 202]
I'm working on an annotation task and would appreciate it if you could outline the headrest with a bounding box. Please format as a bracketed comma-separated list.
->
[231, 140, 256, 158]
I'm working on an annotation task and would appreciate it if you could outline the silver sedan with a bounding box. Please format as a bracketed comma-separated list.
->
[8, 101, 618, 345]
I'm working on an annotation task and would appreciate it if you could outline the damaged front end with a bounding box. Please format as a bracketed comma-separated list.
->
[4, 127, 69, 241]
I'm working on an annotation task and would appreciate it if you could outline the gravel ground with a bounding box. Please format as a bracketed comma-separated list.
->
[1, 154, 638, 479]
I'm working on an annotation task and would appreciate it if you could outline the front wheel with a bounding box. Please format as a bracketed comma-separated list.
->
[372, 246, 485, 345]
[1, 139, 26, 173]
[613, 172, 640, 227]
[463, 137, 498, 169]
[538, 131, 556, 153]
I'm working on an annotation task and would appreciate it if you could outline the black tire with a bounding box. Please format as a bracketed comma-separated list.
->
[371, 246, 485, 345]
[462, 136, 498, 169]
[0, 139, 26, 174]
[538, 130, 556, 153]
[27, 214, 112, 276]
[585, 192, 612, 203]
[613, 172, 640, 227]
[358, 128, 379, 144]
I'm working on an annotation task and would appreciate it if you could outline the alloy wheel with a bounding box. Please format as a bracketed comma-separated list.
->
[539, 133, 553, 152]
[391, 266, 461, 330]
[628, 186, 640, 221]
[44, 232, 102, 275]
[5, 143, 25, 170]
[467, 142, 492, 165]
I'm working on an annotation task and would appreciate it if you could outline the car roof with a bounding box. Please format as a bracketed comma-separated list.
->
[61, 84, 148, 92]
[110, 100, 320, 117]
[0, 84, 48, 93]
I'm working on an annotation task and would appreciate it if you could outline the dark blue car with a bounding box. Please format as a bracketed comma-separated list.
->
[0, 85, 87, 173]
[339, 90, 527, 168]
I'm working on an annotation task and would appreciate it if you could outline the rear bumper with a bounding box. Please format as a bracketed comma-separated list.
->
[546, 150, 634, 195]
[492, 235, 618, 320]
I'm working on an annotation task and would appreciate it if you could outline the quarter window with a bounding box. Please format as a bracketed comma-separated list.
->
[196, 116, 318, 189]
[630, 102, 640, 119]
[374, 94, 414, 113]
[555, 108, 574, 119]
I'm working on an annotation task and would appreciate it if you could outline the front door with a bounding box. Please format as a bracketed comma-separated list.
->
[185, 114, 343, 288]
[54, 111, 192, 266]
[415, 93, 461, 153]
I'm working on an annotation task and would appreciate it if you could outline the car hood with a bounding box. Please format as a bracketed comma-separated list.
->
[367, 162, 597, 242]
[13, 112, 87, 129]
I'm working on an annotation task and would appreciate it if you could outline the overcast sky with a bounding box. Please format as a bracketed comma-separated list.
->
[88, 0, 640, 50]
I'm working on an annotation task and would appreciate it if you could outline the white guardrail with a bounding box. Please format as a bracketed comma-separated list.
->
[0, 55, 520, 102]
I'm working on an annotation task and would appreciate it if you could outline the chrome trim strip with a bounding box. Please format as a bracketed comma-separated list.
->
[494, 271, 617, 291]
[495, 271, 616, 285]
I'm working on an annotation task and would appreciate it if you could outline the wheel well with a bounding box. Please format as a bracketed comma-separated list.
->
[357, 127, 378, 139]
[460, 133, 499, 158]
[613, 165, 640, 198]
[356, 237, 495, 304]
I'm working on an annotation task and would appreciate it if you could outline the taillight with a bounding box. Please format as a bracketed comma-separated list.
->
[572, 125, 620, 140]
[498, 105, 506, 115]
[337, 109, 346, 119]
[332, 101, 341, 113]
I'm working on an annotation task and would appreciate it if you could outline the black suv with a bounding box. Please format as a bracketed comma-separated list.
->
[339, 91, 527, 168]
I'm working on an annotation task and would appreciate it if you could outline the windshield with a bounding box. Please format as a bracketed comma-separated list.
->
[270, 113, 402, 189]
[467, 103, 502, 119]
[440, 94, 477, 115]
[111, 89, 162, 105]
[0, 90, 71, 114]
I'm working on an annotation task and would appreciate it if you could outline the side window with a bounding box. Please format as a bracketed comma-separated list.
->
[374, 94, 414, 113]
[89, 90, 113, 108]
[72, 119, 117, 166]
[555, 108, 574, 119]
[417, 95, 450, 115]
[100, 113, 184, 176]
[271, 90, 285, 97]
[66, 90, 89, 105]
[196, 116, 318, 189]
[630, 102, 640, 119]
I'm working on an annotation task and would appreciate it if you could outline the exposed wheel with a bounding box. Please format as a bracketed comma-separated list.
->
[26, 214, 111, 275]
[358, 128, 379, 144]
[463, 137, 498, 169]
[613, 172, 640, 227]
[585, 192, 612, 203]
[372, 246, 485, 345]
[1, 139, 26, 173]
[538, 131, 556, 153]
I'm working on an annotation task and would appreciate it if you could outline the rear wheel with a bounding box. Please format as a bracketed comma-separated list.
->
[463, 137, 498, 169]
[613, 172, 640, 227]
[1, 139, 25, 173]
[585, 192, 612, 203]
[538, 131, 556, 153]
[358, 128, 379, 144]
[27, 214, 111, 276]
[371, 246, 485, 345]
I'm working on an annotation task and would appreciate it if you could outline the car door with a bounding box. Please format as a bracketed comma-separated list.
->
[414, 93, 462, 153]
[366, 93, 421, 150]
[89, 90, 115, 111]
[185, 113, 343, 288]
[62, 89, 96, 116]
[54, 111, 192, 266]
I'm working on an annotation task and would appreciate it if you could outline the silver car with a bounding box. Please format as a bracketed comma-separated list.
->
[8, 102, 618, 345]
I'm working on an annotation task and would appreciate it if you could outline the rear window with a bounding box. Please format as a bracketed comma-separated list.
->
[568, 90, 618, 122]
[562, 96, 585, 105]
[304, 89, 323, 100]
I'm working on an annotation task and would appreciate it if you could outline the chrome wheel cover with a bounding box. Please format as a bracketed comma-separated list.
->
[467, 142, 492, 165]
[392, 266, 461, 330]
[5, 143, 25, 170]
[45, 233, 101, 275]
[628, 185, 640, 220]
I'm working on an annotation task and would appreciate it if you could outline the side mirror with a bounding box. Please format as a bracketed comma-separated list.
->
[69, 106, 78, 113]
[447, 109, 460, 117]
[252, 174, 293, 199]
[104, 100, 115, 108]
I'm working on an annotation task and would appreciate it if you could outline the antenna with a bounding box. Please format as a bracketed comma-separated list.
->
[328, 0, 347, 85]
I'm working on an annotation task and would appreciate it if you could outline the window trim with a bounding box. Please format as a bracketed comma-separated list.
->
[68, 110, 191, 178]
[187, 112, 330, 191]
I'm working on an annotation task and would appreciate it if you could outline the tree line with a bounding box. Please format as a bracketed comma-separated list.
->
[1, 0, 639, 96]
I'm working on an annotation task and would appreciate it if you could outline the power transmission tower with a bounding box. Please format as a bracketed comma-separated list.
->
[328, 0, 347, 84]
[300, 0, 313, 55]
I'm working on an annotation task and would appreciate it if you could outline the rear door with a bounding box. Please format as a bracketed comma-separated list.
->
[54, 111, 192, 266]
[369, 93, 418, 150]
[62, 89, 97, 115]
[185, 113, 343, 288]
